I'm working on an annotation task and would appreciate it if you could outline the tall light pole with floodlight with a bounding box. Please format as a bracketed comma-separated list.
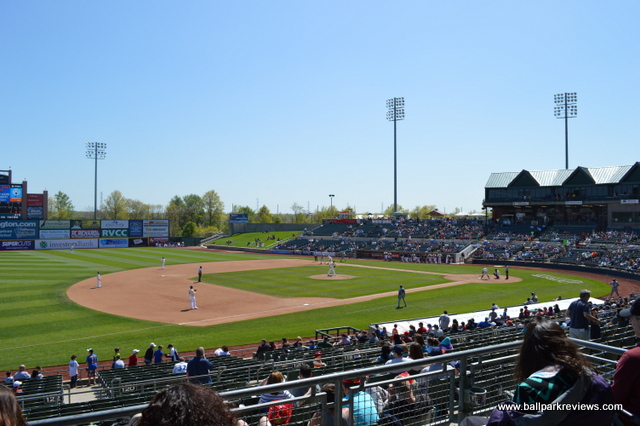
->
[386, 97, 404, 214]
[86, 142, 107, 220]
[554, 92, 577, 169]
[329, 194, 335, 218]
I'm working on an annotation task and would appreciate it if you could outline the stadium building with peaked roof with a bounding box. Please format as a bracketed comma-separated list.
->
[483, 163, 640, 229]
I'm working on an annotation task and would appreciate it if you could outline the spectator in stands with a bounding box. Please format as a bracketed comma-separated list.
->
[172, 357, 188, 374]
[166, 344, 179, 361]
[431, 325, 443, 338]
[280, 337, 290, 353]
[486, 316, 614, 425]
[342, 378, 379, 426]
[255, 339, 271, 360]
[438, 311, 450, 331]
[524, 297, 532, 305]
[154, 345, 164, 364]
[86, 349, 98, 386]
[112, 355, 125, 369]
[13, 366, 29, 381]
[438, 335, 454, 352]
[129, 349, 140, 367]
[214, 345, 230, 356]
[385, 345, 411, 374]
[133, 382, 246, 426]
[531, 292, 539, 303]
[290, 364, 319, 397]
[0, 386, 28, 426]
[375, 344, 393, 364]
[144, 343, 155, 365]
[401, 332, 413, 344]
[612, 298, 640, 423]
[30, 367, 43, 380]
[338, 334, 351, 345]
[566, 289, 600, 340]
[477, 317, 494, 328]
[416, 322, 427, 334]
[186, 347, 213, 384]
[113, 347, 121, 362]
[4, 371, 13, 385]
[258, 371, 294, 405]
[317, 336, 333, 349]
[407, 343, 428, 375]
[385, 374, 430, 425]
[308, 383, 348, 426]
[425, 338, 444, 356]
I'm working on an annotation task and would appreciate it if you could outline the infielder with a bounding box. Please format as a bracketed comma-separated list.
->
[197, 266, 203, 282]
[189, 286, 198, 310]
[609, 279, 620, 298]
[161, 257, 165, 270]
[96, 272, 102, 288]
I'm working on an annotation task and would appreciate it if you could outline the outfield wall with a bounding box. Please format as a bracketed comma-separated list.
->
[0, 219, 169, 250]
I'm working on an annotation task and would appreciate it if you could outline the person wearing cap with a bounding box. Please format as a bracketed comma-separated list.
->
[69, 355, 79, 388]
[144, 343, 155, 365]
[397, 285, 407, 309]
[86, 349, 98, 386]
[342, 377, 379, 426]
[313, 352, 326, 368]
[612, 298, 640, 422]
[129, 349, 140, 367]
[166, 344, 179, 361]
[384, 345, 411, 374]
[609, 278, 620, 298]
[566, 289, 600, 340]
[477, 317, 494, 328]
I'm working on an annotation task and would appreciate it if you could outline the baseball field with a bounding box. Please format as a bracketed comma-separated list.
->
[0, 246, 613, 370]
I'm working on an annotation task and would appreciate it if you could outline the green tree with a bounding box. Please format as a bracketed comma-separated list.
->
[181, 221, 197, 237]
[384, 204, 408, 216]
[409, 205, 438, 219]
[101, 190, 129, 220]
[183, 194, 204, 226]
[166, 196, 187, 236]
[202, 190, 224, 228]
[49, 191, 75, 219]
[127, 199, 150, 219]
[254, 205, 273, 223]
[291, 202, 306, 223]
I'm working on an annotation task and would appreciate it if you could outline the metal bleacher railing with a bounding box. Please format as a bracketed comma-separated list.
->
[27, 336, 631, 426]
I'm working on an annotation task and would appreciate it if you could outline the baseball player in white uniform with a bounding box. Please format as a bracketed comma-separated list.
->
[327, 260, 337, 277]
[189, 286, 198, 310]
[161, 257, 165, 270]
[96, 272, 102, 288]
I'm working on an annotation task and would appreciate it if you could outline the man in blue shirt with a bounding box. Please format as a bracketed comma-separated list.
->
[186, 347, 213, 384]
[342, 378, 379, 426]
[86, 348, 98, 386]
[566, 289, 600, 340]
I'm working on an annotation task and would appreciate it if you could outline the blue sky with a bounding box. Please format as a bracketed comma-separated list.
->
[1, 1, 638, 215]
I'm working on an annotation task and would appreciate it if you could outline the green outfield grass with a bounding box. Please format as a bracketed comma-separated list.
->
[211, 231, 301, 248]
[0, 248, 610, 371]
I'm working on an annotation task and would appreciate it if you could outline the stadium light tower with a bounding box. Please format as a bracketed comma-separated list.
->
[554, 92, 577, 169]
[86, 142, 107, 220]
[386, 97, 405, 214]
[329, 194, 335, 218]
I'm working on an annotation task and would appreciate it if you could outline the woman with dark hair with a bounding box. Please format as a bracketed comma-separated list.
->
[407, 343, 428, 375]
[133, 382, 245, 426]
[483, 316, 615, 425]
[375, 344, 393, 364]
[0, 386, 28, 426]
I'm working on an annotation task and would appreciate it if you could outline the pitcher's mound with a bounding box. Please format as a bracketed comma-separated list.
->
[310, 274, 356, 280]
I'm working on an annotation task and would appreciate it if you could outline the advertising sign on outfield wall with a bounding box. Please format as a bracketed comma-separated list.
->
[101, 220, 129, 229]
[99, 238, 129, 248]
[129, 238, 148, 247]
[143, 220, 169, 237]
[36, 239, 99, 250]
[0, 240, 35, 251]
[150, 237, 169, 243]
[27, 207, 44, 219]
[70, 220, 101, 229]
[100, 229, 129, 238]
[40, 229, 71, 239]
[0, 220, 38, 239]
[129, 220, 143, 237]
[229, 214, 249, 223]
[40, 220, 70, 229]
[71, 229, 100, 239]
[27, 194, 44, 207]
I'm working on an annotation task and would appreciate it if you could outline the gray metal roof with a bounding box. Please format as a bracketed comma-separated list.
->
[485, 164, 636, 188]
[485, 172, 519, 188]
